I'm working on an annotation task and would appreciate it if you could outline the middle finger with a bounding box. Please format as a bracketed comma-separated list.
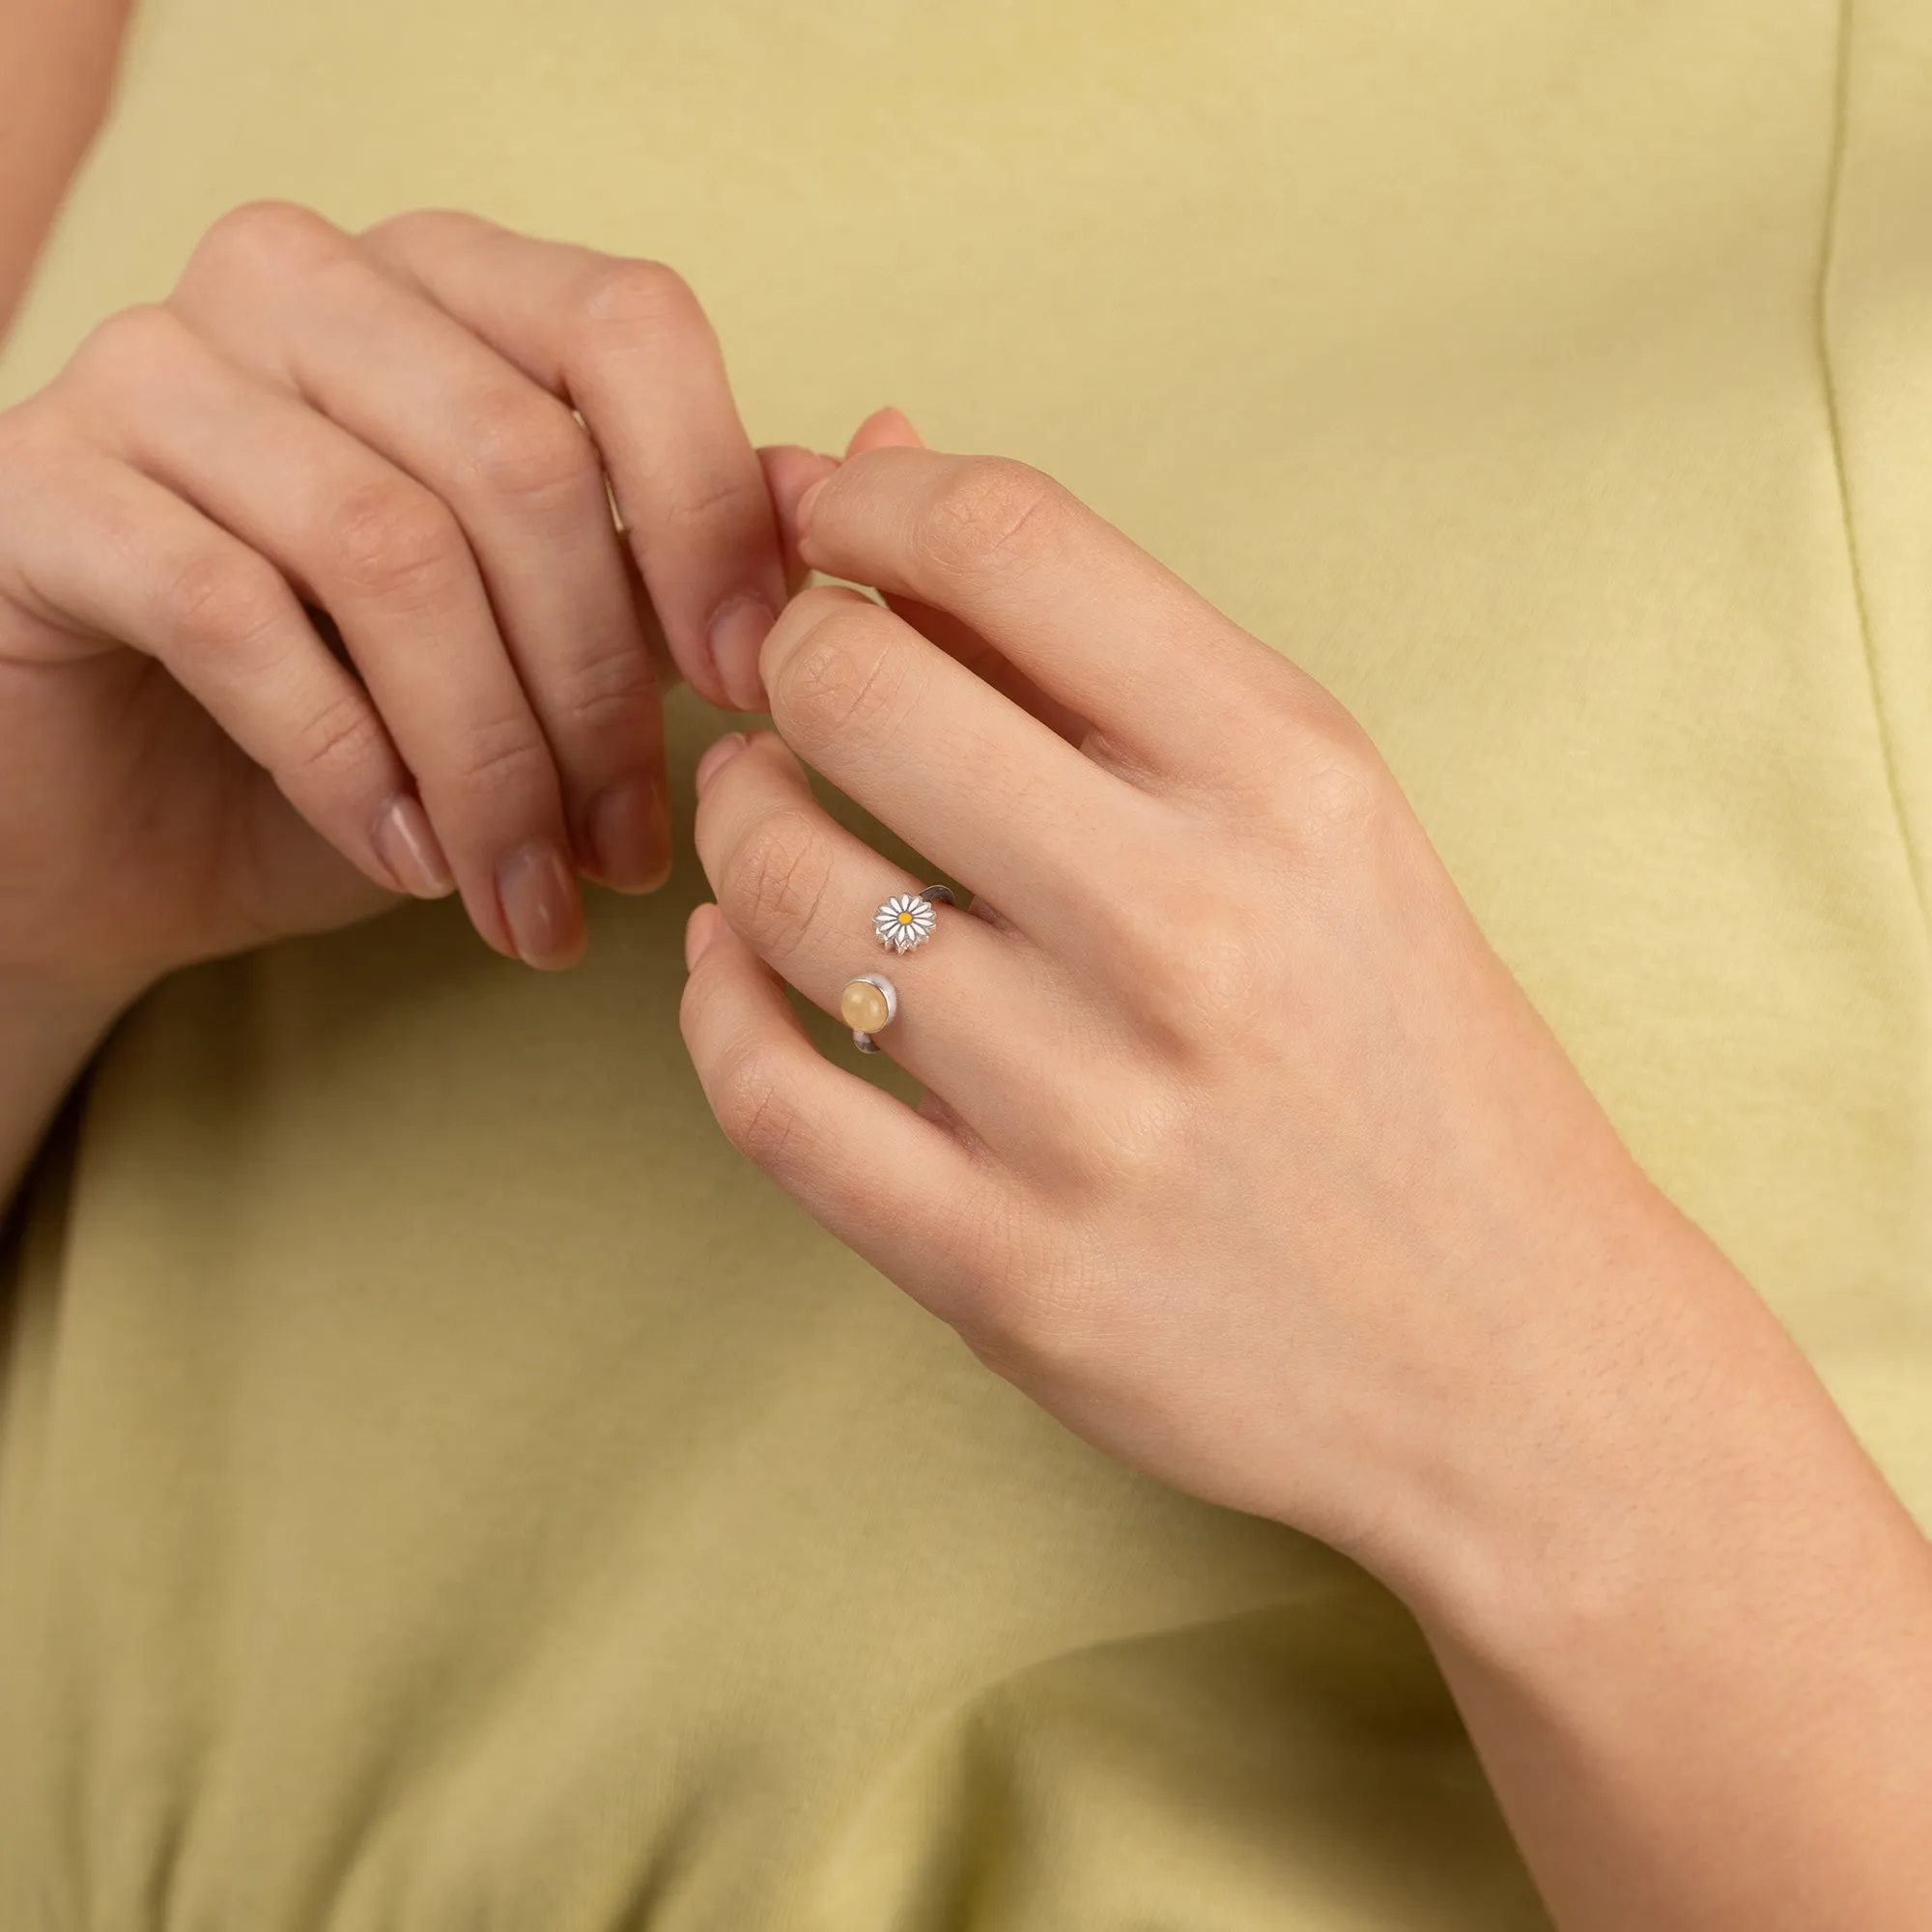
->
[757, 586, 1158, 951]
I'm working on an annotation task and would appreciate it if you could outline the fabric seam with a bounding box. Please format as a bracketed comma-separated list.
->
[1815, 0, 1932, 949]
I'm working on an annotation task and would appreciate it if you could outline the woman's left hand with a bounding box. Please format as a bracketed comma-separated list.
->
[679, 432, 1757, 1618]
[681, 433, 1932, 1932]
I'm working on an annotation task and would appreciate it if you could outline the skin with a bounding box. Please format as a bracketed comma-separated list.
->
[5, 9, 1930, 1923]
[0, 0, 832, 1202]
[682, 414, 1932, 1931]
[0, 0, 133, 348]
[0, 203, 813, 967]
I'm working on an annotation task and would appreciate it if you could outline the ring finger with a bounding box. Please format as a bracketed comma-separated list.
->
[692, 728, 1094, 1140]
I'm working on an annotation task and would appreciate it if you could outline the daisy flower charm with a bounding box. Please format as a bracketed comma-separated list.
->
[874, 892, 940, 952]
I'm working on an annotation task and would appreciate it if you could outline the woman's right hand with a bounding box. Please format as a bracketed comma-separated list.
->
[0, 202, 823, 1010]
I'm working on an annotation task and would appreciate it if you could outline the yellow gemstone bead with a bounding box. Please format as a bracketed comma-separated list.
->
[840, 980, 892, 1034]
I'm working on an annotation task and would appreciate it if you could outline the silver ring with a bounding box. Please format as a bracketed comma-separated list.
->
[839, 973, 897, 1053]
[846, 885, 954, 1051]
[872, 883, 955, 954]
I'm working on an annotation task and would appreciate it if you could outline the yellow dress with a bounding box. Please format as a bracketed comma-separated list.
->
[2, 3, 1927, 1925]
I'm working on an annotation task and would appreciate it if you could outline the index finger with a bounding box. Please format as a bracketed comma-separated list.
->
[793, 447, 1321, 784]
[360, 211, 786, 713]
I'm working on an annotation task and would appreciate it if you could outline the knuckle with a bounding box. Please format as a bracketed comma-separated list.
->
[357, 206, 477, 254]
[191, 198, 336, 279]
[1287, 705, 1389, 842]
[158, 551, 288, 654]
[290, 686, 385, 785]
[355, 209, 423, 254]
[919, 459, 1068, 576]
[725, 805, 837, 953]
[1170, 914, 1277, 1034]
[773, 612, 922, 745]
[1124, 887, 1280, 1047]
[448, 711, 553, 796]
[553, 635, 657, 735]
[709, 1036, 803, 1169]
[1049, 1093, 1200, 1242]
[0, 394, 84, 491]
[323, 481, 466, 607]
[658, 467, 760, 534]
[572, 256, 701, 341]
[461, 387, 598, 506]
[69, 303, 190, 392]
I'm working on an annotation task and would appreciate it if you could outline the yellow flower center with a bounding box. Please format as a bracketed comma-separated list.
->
[897, 911, 913, 923]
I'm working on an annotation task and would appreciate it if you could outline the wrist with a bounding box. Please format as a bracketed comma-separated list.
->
[1364, 1204, 1932, 1931]
[1345, 1193, 1868, 1658]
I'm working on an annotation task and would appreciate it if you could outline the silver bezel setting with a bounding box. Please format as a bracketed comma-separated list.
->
[848, 972, 897, 1053]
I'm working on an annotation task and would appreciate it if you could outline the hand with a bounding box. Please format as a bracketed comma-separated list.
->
[679, 433, 1733, 1609]
[0, 202, 829, 1003]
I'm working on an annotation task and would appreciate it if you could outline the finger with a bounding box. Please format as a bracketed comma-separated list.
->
[876, 585, 1093, 748]
[844, 405, 924, 457]
[357, 209, 788, 714]
[679, 890, 997, 1299]
[768, 427, 1080, 745]
[691, 727, 1075, 1122]
[755, 586, 1158, 945]
[777, 412, 1094, 748]
[69, 303, 584, 968]
[0, 437, 451, 900]
[793, 446, 1317, 786]
[757, 444, 839, 595]
[171, 204, 670, 893]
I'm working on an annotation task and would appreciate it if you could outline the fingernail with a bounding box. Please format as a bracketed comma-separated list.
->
[582, 771, 670, 893]
[708, 595, 775, 712]
[782, 453, 839, 527]
[794, 475, 831, 541]
[495, 838, 584, 969]
[844, 406, 923, 457]
[684, 902, 723, 971]
[694, 730, 749, 797]
[374, 793, 456, 898]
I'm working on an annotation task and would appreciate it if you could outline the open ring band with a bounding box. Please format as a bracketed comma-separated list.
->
[843, 885, 955, 1051]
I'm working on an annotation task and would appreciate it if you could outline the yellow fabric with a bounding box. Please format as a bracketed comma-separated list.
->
[3, 2, 1929, 1924]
